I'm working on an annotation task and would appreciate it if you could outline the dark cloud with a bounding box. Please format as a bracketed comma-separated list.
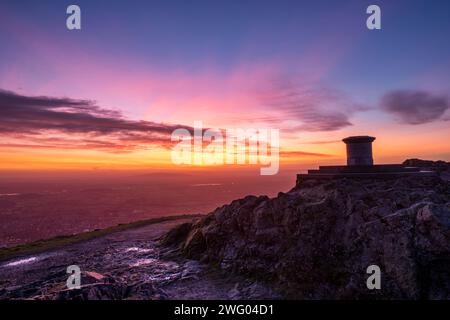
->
[0, 89, 193, 152]
[381, 90, 449, 125]
[279, 150, 333, 157]
[299, 140, 341, 145]
[258, 78, 365, 132]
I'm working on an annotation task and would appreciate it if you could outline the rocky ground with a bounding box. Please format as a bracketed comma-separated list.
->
[168, 171, 450, 299]
[0, 219, 279, 300]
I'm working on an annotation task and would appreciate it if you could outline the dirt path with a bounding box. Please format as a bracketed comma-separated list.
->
[0, 218, 279, 300]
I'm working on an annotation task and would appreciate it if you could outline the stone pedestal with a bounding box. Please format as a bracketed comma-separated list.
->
[342, 136, 376, 166]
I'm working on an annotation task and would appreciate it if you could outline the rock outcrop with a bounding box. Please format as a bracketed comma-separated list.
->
[164, 174, 450, 299]
[403, 159, 450, 180]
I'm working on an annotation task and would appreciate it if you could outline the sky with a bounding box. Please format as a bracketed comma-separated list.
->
[0, 0, 449, 171]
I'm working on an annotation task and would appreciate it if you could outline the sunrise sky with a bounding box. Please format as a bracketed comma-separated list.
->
[0, 0, 449, 172]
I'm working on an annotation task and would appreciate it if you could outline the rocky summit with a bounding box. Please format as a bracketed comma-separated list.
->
[164, 162, 450, 299]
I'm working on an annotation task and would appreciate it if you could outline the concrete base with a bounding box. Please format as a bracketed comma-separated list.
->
[297, 164, 438, 181]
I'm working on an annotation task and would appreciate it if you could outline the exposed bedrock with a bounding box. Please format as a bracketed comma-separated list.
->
[163, 176, 450, 299]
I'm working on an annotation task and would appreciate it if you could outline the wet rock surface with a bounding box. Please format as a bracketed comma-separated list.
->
[0, 219, 280, 300]
[168, 176, 450, 299]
